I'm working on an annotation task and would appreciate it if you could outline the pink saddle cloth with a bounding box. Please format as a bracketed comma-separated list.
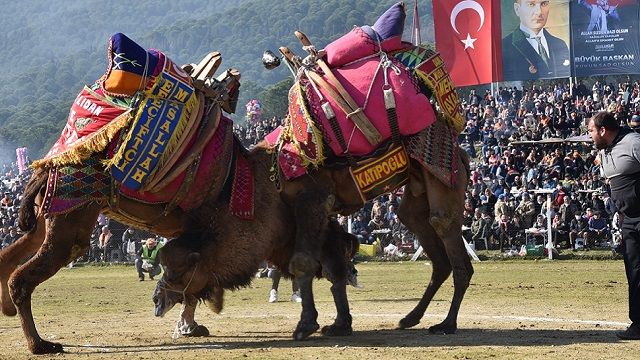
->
[305, 56, 435, 157]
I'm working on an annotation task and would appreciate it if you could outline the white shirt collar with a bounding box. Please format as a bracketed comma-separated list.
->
[520, 24, 549, 56]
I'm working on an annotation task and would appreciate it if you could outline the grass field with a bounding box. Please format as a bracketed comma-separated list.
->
[0, 259, 637, 359]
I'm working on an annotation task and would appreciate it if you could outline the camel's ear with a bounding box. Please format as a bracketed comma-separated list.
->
[187, 252, 200, 264]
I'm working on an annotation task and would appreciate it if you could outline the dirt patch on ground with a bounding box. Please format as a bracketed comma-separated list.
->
[0, 261, 636, 359]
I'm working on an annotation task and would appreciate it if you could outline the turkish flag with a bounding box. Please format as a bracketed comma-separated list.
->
[432, 0, 501, 86]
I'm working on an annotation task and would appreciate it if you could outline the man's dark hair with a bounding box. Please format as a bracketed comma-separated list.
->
[590, 111, 620, 131]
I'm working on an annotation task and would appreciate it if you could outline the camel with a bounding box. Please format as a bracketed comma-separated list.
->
[0, 127, 471, 354]
[153, 215, 360, 338]
[158, 138, 472, 340]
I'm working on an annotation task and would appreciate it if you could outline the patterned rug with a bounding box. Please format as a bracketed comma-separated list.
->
[42, 156, 111, 215]
[406, 119, 459, 188]
[43, 117, 245, 217]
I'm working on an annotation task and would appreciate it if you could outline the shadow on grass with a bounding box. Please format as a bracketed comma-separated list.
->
[63, 328, 625, 354]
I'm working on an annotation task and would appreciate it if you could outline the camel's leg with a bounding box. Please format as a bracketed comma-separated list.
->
[289, 190, 333, 340]
[9, 205, 100, 354]
[397, 190, 453, 330]
[412, 165, 472, 334]
[321, 279, 352, 336]
[0, 216, 46, 316]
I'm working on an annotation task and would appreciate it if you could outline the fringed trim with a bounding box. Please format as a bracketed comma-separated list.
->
[286, 81, 326, 168]
[155, 93, 200, 167]
[31, 110, 133, 169]
[105, 106, 141, 170]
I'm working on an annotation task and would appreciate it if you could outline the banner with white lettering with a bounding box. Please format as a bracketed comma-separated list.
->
[571, 0, 640, 76]
[43, 86, 130, 161]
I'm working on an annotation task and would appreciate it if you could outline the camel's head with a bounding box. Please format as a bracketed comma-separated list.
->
[153, 239, 210, 317]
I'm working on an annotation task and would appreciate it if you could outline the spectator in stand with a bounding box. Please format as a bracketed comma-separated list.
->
[0, 192, 13, 208]
[585, 211, 609, 248]
[495, 214, 520, 249]
[368, 214, 389, 246]
[1, 227, 19, 248]
[569, 211, 588, 249]
[516, 192, 537, 228]
[350, 213, 370, 244]
[471, 209, 492, 250]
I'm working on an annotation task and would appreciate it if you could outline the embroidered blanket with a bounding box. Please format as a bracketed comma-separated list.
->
[42, 116, 252, 218]
[32, 85, 132, 168]
[42, 157, 112, 215]
[270, 2, 463, 186]
[406, 119, 460, 188]
[109, 62, 199, 191]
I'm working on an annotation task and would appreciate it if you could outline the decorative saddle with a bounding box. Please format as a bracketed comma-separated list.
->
[35, 33, 253, 223]
[267, 2, 464, 193]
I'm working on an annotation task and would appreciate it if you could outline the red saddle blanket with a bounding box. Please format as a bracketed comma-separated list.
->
[44, 116, 255, 220]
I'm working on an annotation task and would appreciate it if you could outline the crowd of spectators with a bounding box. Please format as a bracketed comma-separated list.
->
[4, 78, 640, 259]
[228, 78, 640, 255]
[460, 79, 640, 251]
[0, 162, 28, 250]
[234, 116, 284, 148]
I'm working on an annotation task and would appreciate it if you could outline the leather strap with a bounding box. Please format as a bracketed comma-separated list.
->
[315, 60, 382, 145]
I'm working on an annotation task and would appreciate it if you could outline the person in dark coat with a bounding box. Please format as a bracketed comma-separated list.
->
[589, 111, 640, 340]
[501, 0, 570, 80]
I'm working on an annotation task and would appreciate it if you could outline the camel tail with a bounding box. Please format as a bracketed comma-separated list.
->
[18, 169, 48, 232]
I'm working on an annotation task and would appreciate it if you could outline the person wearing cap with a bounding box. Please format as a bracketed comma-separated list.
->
[628, 114, 640, 133]
[135, 238, 163, 281]
[588, 110, 640, 340]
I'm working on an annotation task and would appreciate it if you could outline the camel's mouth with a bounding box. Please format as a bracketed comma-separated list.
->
[153, 279, 182, 317]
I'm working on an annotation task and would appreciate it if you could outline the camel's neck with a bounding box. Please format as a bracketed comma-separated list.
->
[246, 141, 276, 182]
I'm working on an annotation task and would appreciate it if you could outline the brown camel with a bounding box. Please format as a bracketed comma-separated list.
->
[153, 215, 360, 338]
[158, 139, 472, 340]
[0, 130, 470, 354]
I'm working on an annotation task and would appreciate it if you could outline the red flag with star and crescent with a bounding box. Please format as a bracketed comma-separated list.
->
[433, 0, 501, 86]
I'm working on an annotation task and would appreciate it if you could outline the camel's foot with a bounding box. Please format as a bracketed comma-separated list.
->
[1, 300, 17, 316]
[183, 324, 210, 337]
[428, 320, 457, 335]
[29, 339, 64, 355]
[397, 315, 421, 329]
[293, 320, 320, 341]
[321, 323, 352, 336]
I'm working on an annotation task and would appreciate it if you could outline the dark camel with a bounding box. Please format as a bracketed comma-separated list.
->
[0, 131, 471, 354]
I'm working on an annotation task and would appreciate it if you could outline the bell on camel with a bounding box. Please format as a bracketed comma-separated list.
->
[262, 50, 281, 69]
